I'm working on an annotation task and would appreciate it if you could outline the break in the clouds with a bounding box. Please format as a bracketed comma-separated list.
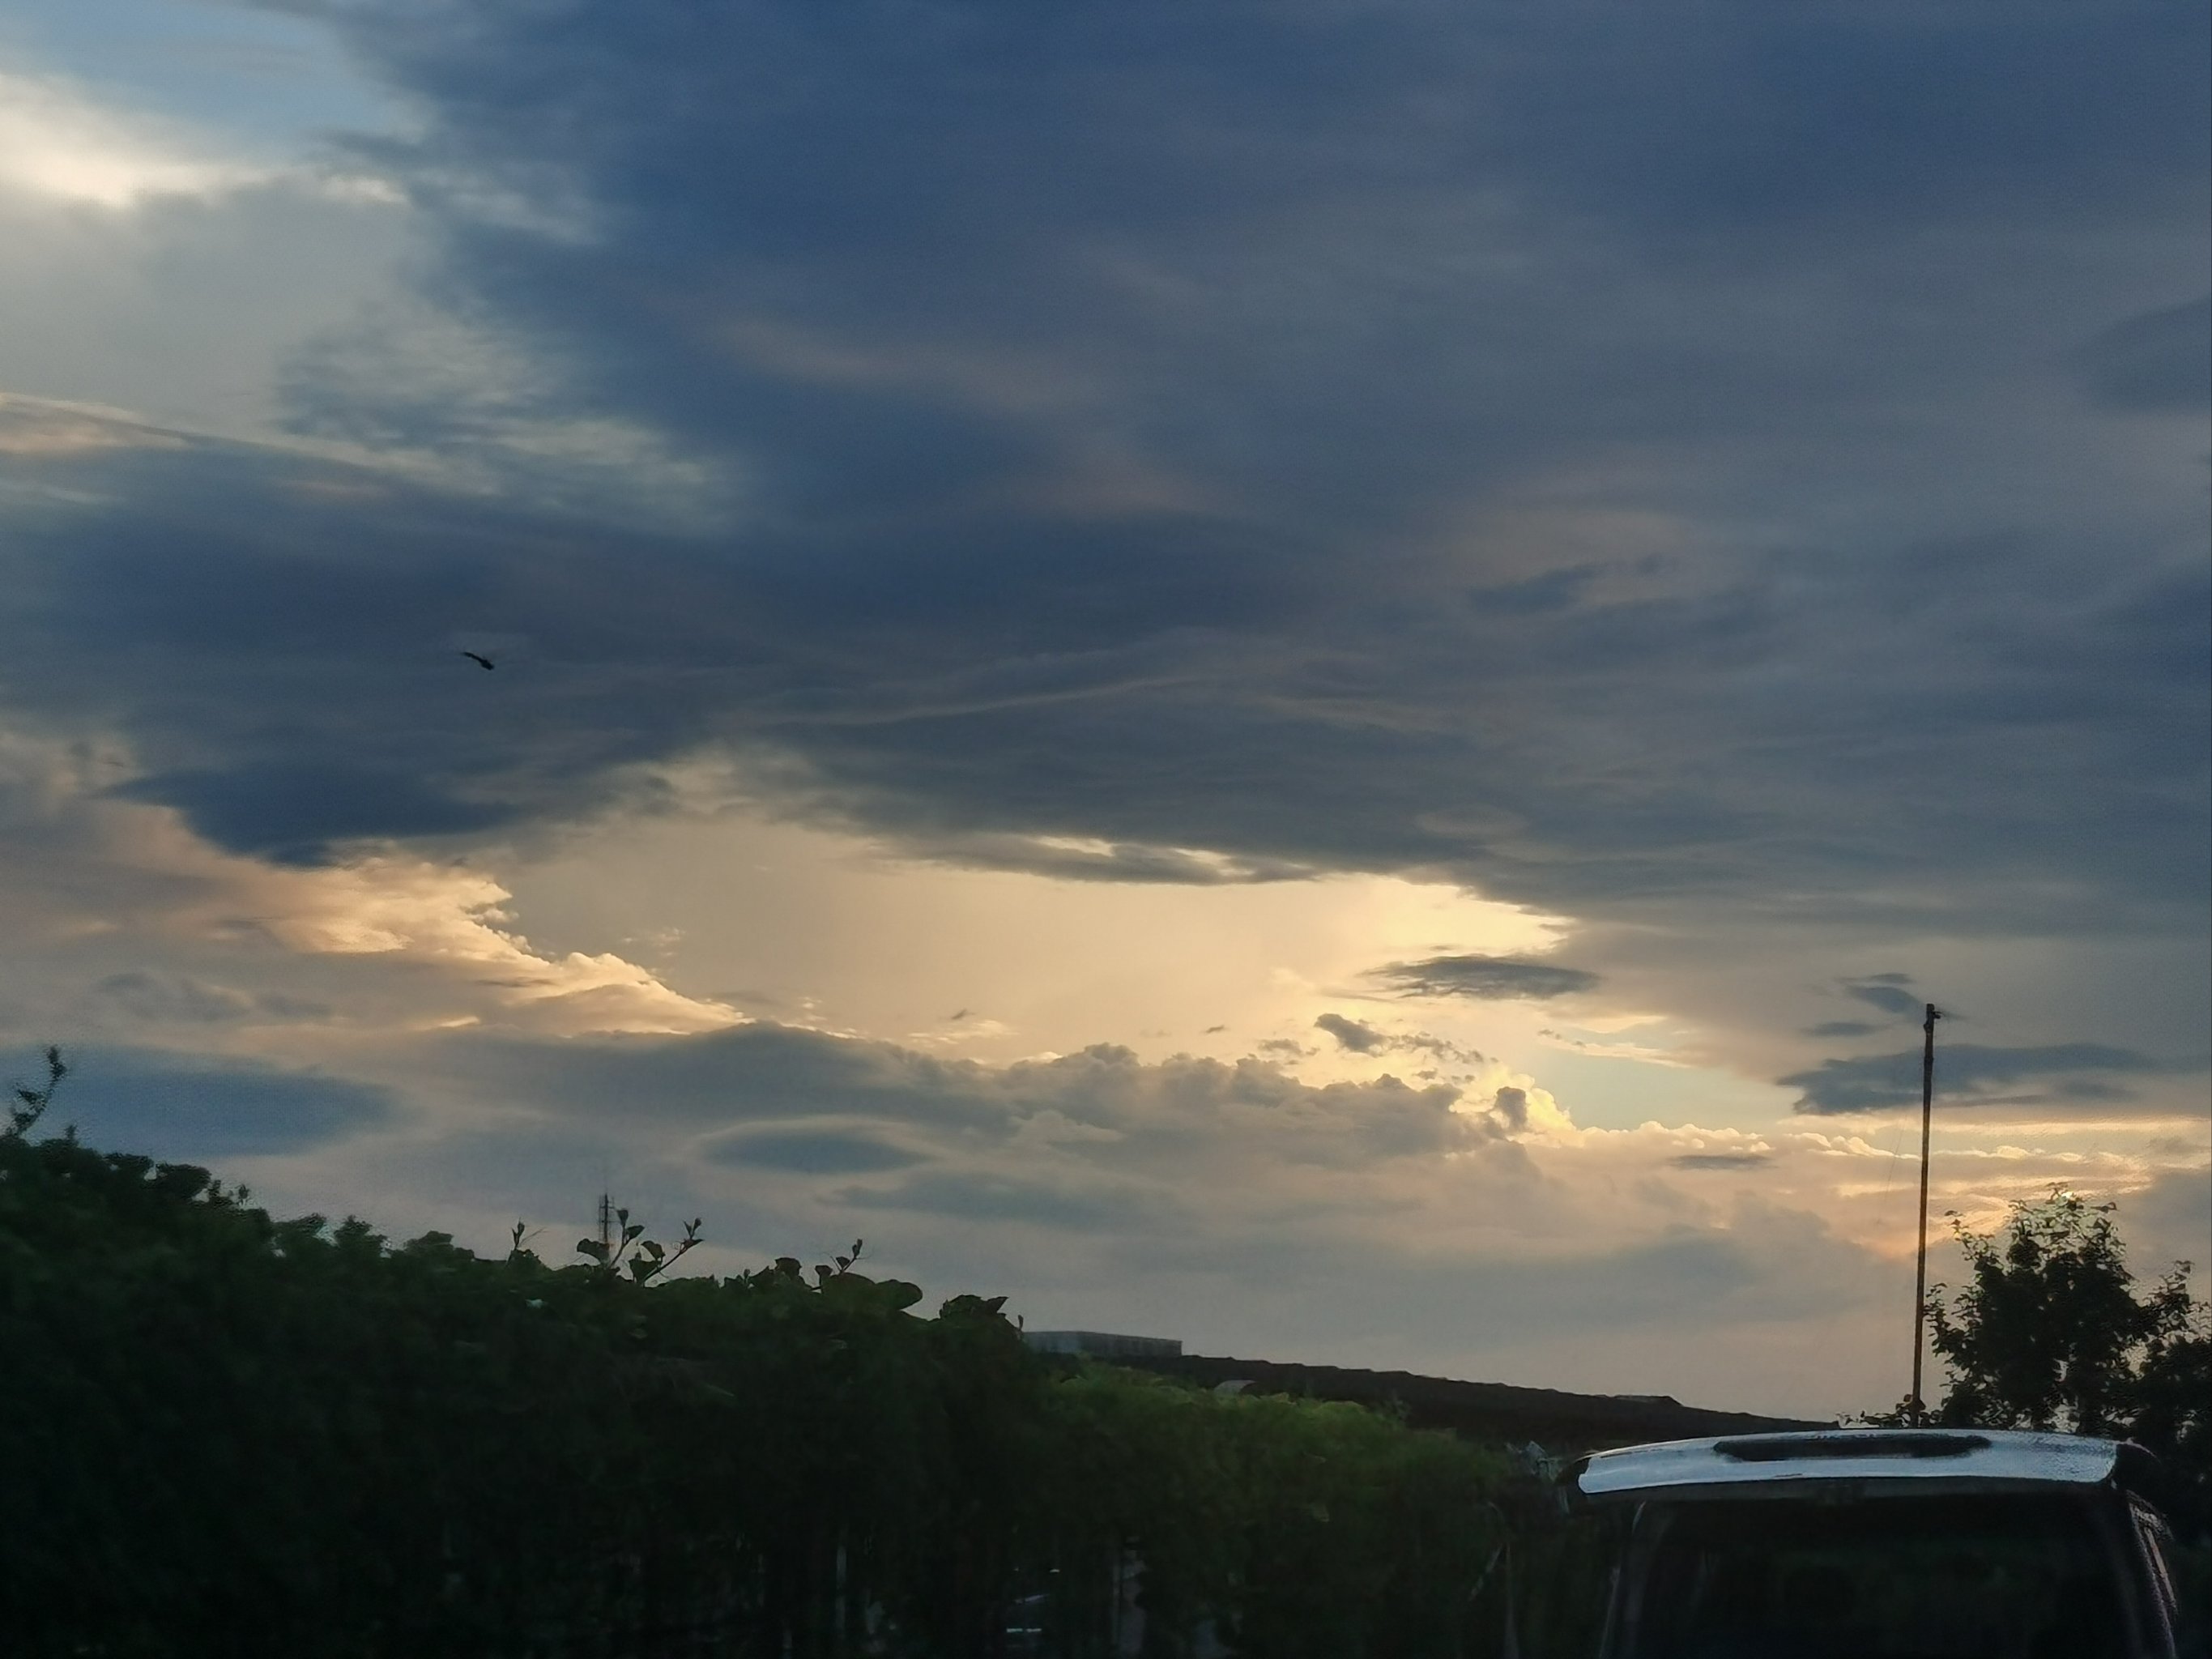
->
[0, 0, 2205, 1415]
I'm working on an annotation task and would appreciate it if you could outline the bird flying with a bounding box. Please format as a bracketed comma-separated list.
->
[461, 651, 496, 670]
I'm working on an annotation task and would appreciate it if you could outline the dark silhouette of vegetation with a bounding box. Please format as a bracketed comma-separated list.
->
[1868, 1186, 2210, 1545]
[0, 1066, 1549, 1657]
[6, 1043, 66, 1137]
[1931, 1191, 2201, 1435]
[565, 1205, 704, 1284]
[1933, 1188, 2210, 1537]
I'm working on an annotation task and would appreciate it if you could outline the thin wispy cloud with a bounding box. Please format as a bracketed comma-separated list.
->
[1371, 956, 1601, 1003]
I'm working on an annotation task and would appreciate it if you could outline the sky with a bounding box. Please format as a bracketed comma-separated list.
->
[0, 0, 2205, 1422]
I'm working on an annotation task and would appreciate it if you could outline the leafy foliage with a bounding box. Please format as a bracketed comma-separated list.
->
[6, 1043, 66, 1138]
[1023, 1367, 1522, 1657]
[0, 1113, 1525, 1657]
[1920, 1187, 2212, 1537]
[566, 1205, 704, 1283]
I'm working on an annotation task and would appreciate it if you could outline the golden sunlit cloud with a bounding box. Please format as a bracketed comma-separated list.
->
[496, 794, 1576, 1068]
[0, 727, 737, 1039]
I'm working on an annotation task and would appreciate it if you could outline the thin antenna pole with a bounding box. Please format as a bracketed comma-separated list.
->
[1910, 1002, 1943, 1425]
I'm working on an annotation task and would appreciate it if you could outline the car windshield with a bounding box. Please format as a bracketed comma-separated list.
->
[1618, 1491, 2134, 1659]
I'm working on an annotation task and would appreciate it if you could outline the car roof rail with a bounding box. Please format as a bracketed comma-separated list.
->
[1715, 1431, 1990, 1462]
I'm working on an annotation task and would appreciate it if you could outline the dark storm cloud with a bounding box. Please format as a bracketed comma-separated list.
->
[1781, 1043, 2193, 1115]
[0, 0, 2204, 1008]
[1370, 955, 1600, 1002]
[120, 762, 517, 864]
[42, 1046, 394, 1159]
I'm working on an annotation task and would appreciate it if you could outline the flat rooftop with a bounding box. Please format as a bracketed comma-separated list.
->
[1022, 1330, 1183, 1358]
[1079, 1350, 1821, 1451]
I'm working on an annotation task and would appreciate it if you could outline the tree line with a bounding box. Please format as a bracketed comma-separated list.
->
[1, 1053, 1556, 1657]
[1917, 1186, 2210, 1537]
[3, 1047, 2203, 1656]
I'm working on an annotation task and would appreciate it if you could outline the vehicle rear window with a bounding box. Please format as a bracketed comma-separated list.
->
[1623, 1492, 2132, 1659]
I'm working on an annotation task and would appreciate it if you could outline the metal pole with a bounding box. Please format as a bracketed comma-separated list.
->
[1910, 1003, 1942, 1425]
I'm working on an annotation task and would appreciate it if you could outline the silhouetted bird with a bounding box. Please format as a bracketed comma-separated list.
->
[461, 651, 496, 671]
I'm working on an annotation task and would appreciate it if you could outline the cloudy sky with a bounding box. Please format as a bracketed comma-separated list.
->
[1, 0, 2205, 1419]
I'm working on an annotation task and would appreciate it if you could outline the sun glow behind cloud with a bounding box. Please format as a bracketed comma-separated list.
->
[492, 795, 1579, 1067]
[0, 67, 275, 207]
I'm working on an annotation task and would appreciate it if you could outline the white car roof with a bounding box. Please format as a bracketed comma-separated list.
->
[1573, 1428, 2123, 1503]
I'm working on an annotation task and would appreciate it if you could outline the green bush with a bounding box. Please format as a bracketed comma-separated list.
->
[0, 1120, 1524, 1657]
